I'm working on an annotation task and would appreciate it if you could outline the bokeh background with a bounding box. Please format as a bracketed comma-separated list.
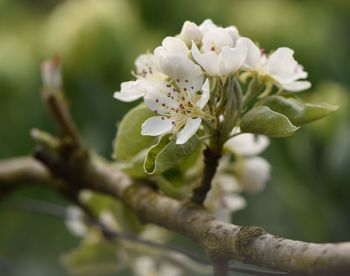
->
[0, 0, 350, 275]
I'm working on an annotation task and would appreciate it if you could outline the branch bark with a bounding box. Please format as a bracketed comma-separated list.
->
[1, 156, 350, 275]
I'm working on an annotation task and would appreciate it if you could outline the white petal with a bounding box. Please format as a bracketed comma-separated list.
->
[154, 48, 185, 77]
[162, 36, 188, 56]
[278, 64, 308, 83]
[176, 118, 201, 144]
[219, 45, 245, 75]
[225, 26, 240, 45]
[222, 194, 246, 212]
[113, 80, 146, 102]
[134, 53, 155, 76]
[191, 42, 218, 75]
[215, 173, 241, 193]
[225, 133, 270, 156]
[173, 58, 204, 93]
[141, 116, 174, 136]
[144, 80, 179, 114]
[179, 21, 202, 46]
[242, 38, 262, 68]
[196, 78, 210, 108]
[198, 19, 217, 35]
[266, 47, 297, 78]
[282, 80, 312, 92]
[239, 157, 271, 193]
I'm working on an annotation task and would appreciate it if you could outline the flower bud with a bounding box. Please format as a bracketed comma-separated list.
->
[41, 55, 62, 92]
[239, 157, 271, 193]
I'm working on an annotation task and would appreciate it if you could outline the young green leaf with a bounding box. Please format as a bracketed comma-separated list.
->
[240, 106, 298, 137]
[116, 149, 148, 178]
[144, 134, 199, 175]
[113, 104, 155, 161]
[262, 95, 338, 126]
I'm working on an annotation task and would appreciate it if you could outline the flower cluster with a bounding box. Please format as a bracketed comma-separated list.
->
[204, 129, 270, 222]
[114, 19, 311, 145]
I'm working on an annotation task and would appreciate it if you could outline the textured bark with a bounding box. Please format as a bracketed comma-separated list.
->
[1, 156, 350, 275]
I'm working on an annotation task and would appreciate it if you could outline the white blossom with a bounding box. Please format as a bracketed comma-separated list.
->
[191, 29, 249, 76]
[141, 43, 208, 144]
[244, 39, 311, 92]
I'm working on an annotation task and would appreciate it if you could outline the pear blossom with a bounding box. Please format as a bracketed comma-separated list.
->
[114, 53, 163, 102]
[141, 46, 209, 144]
[191, 28, 249, 77]
[244, 39, 311, 92]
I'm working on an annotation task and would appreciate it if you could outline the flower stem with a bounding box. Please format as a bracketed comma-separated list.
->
[190, 138, 222, 205]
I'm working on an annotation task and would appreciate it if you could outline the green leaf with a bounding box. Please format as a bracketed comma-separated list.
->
[113, 104, 155, 161]
[262, 95, 338, 126]
[144, 134, 199, 175]
[240, 106, 298, 137]
[116, 149, 148, 178]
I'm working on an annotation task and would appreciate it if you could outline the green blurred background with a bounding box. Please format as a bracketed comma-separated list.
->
[0, 0, 350, 275]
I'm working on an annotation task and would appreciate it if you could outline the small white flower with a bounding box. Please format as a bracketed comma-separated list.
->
[141, 56, 209, 144]
[244, 39, 311, 92]
[114, 53, 163, 102]
[191, 29, 249, 76]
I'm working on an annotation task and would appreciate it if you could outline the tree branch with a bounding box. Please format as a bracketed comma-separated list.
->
[1, 156, 350, 275]
[1, 56, 349, 275]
